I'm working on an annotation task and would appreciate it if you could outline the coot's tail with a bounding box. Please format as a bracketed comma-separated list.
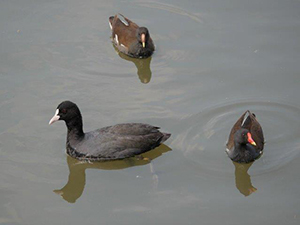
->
[161, 133, 171, 143]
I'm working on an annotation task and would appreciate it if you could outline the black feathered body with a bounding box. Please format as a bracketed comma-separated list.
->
[67, 123, 170, 161]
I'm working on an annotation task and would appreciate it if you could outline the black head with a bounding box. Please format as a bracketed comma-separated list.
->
[49, 101, 81, 125]
[234, 128, 257, 146]
[136, 27, 150, 47]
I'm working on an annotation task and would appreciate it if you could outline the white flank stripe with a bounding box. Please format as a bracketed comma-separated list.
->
[115, 34, 119, 45]
[119, 14, 129, 26]
[241, 111, 250, 126]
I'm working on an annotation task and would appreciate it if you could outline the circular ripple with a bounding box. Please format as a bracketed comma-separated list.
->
[172, 99, 300, 176]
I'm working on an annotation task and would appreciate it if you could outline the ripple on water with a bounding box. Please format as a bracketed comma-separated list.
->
[172, 100, 300, 177]
[136, 1, 203, 24]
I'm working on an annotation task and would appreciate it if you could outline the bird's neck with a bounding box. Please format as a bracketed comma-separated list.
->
[229, 142, 246, 159]
[235, 142, 246, 151]
[66, 116, 84, 140]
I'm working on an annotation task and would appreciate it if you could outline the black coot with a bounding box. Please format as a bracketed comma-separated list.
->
[49, 101, 170, 161]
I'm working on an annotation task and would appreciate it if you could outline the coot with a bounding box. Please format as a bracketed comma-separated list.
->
[49, 101, 170, 161]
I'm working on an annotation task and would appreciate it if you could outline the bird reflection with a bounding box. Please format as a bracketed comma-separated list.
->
[53, 144, 171, 203]
[113, 46, 152, 84]
[233, 161, 257, 196]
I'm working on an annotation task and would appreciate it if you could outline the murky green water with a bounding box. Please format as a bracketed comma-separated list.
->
[1, 0, 300, 224]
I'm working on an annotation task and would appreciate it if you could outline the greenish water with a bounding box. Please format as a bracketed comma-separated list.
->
[0, 0, 300, 224]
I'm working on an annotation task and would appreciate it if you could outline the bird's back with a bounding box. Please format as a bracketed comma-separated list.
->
[67, 123, 170, 161]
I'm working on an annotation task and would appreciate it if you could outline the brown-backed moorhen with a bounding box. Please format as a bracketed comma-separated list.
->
[226, 110, 264, 163]
[109, 14, 155, 58]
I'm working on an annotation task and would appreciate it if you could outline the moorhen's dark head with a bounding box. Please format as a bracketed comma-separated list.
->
[234, 128, 257, 146]
[49, 101, 81, 125]
[136, 27, 150, 48]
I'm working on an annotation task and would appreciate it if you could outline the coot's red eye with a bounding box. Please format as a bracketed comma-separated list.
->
[61, 109, 67, 114]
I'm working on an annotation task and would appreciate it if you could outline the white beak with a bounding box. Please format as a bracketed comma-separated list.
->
[49, 109, 60, 125]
